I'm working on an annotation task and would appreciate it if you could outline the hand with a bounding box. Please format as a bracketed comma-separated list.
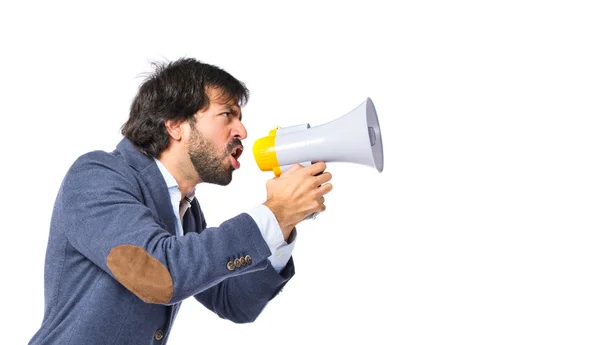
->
[263, 162, 333, 241]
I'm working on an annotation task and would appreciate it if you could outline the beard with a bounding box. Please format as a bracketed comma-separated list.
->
[188, 127, 241, 186]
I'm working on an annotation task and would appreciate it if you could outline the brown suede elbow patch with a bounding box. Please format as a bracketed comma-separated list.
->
[107, 245, 173, 304]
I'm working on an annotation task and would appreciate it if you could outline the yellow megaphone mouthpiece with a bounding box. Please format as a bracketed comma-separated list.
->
[252, 127, 283, 176]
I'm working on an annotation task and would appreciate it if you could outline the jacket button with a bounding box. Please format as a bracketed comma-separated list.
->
[227, 260, 235, 271]
[244, 255, 252, 265]
[234, 258, 241, 268]
[154, 329, 164, 340]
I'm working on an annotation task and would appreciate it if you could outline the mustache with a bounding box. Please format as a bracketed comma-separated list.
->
[226, 138, 243, 152]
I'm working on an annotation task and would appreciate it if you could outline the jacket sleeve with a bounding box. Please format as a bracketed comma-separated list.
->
[59, 152, 273, 305]
[193, 250, 295, 323]
[181, 188, 296, 323]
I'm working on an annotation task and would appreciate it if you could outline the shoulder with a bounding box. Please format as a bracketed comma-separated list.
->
[70, 149, 131, 174]
[63, 149, 141, 191]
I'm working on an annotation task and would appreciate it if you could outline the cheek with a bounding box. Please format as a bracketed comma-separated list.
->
[209, 134, 230, 155]
[215, 129, 232, 147]
[198, 122, 231, 151]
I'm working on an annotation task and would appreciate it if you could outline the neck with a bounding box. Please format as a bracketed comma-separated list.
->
[157, 149, 200, 201]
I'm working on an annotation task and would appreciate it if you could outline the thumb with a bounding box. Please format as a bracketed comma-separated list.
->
[280, 163, 304, 177]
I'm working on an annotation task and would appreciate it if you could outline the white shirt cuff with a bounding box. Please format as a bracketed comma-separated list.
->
[246, 204, 296, 272]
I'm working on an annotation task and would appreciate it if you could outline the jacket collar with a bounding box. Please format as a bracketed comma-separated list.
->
[113, 137, 178, 235]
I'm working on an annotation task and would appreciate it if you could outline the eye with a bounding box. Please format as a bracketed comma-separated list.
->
[220, 112, 231, 119]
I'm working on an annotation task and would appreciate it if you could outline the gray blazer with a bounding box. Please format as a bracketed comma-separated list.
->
[28, 138, 295, 344]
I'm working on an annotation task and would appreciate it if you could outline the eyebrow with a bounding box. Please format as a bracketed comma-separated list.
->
[222, 105, 242, 121]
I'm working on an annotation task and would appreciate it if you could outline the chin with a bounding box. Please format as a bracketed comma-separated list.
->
[194, 164, 234, 186]
[217, 177, 233, 186]
[214, 166, 235, 186]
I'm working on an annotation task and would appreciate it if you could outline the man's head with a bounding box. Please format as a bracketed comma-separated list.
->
[121, 58, 249, 186]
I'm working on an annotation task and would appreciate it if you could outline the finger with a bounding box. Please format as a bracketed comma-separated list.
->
[309, 197, 326, 215]
[316, 182, 333, 196]
[305, 161, 327, 176]
[314, 171, 332, 186]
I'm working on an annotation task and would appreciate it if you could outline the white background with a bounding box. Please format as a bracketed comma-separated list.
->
[1, 1, 599, 344]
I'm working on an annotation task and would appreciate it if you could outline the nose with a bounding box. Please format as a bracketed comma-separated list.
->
[232, 120, 247, 140]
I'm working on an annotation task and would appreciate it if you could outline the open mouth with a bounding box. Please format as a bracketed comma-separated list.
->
[231, 146, 243, 160]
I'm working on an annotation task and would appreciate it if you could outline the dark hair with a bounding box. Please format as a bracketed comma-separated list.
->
[121, 57, 250, 157]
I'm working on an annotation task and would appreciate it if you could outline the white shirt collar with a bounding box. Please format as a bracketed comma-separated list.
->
[153, 158, 196, 236]
[153, 158, 196, 200]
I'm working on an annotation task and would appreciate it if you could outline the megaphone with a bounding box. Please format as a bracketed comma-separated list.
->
[252, 97, 384, 176]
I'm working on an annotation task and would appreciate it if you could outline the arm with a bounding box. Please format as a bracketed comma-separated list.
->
[193, 255, 295, 323]
[189, 162, 332, 322]
[190, 204, 296, 323]
[60, 152, 273, 305]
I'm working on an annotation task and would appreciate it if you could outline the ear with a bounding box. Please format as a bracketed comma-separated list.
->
[164, 118, 186, 141]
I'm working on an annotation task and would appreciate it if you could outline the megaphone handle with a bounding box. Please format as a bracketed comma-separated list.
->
[279, 161, 322, 220]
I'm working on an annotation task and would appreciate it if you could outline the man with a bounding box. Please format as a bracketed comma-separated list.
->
[28, 58, 333, 344]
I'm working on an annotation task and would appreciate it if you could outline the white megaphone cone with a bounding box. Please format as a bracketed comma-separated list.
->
[253, 97, 384, 219]
[253, 97, 384, 176]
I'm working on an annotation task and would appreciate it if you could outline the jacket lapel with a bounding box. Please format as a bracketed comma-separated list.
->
[114, 138, 178, 236]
